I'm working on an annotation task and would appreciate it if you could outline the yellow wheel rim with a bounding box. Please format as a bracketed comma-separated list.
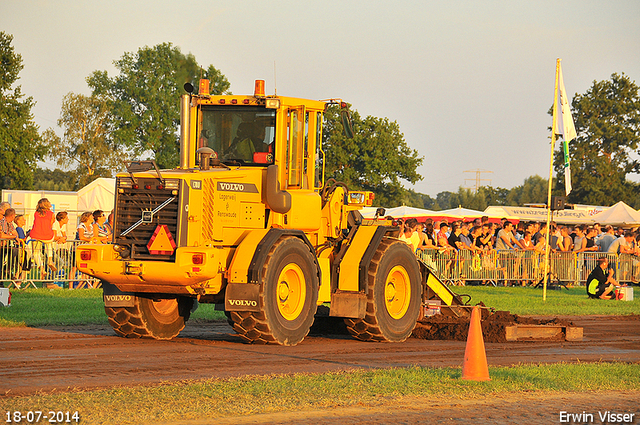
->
[277, 263, 306, 321]
[385, 265, 411, 319]
[152, 298, 178, 315]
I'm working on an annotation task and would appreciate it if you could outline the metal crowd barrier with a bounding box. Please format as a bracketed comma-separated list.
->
[0, 239, 101, 290]
[418, 248, 638, 286]
[4, 238, 638, 289]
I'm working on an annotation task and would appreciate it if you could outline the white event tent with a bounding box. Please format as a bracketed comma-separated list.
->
[589, 201, 640, 226]
[1, 178, 116, 237]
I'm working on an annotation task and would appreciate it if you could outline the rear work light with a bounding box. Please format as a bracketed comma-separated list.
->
[164, 179, 180, 189]
[265, 98, 280, 109]
[192, 253, 204, 265]
[367, 192, 375, 206]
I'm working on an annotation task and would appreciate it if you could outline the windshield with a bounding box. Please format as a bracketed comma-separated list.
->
[198, 106, 276, 165]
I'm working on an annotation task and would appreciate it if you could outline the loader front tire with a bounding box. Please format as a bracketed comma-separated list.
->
[230, 237, 319, 346]
[105, 296, 193, 340]
[345, 238, 421, 342]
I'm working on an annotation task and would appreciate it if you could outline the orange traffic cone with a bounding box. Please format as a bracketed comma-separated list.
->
[461, 305, 490, 381]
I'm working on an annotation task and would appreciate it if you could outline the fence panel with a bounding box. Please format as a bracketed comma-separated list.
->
[1, 240, 100, 289]
[419, 249, 460, 284]
[617, 253, 640, 284]
[417, 245, 634, 286]
[498, 250, 546, 284]
[7, 237, 638, 289]
[550, 251, 577, 284]
[456, 250, 502, 284]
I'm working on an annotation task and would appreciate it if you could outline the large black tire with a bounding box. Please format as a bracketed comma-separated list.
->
[230, 237, 319, 346]
[344, 238, 421, 342]
[105, 296, 194, 340]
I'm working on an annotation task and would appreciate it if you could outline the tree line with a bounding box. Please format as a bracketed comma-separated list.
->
[2, 31, 640, 209]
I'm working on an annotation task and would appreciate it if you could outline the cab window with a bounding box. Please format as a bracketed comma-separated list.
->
[198, 106, 275, 165]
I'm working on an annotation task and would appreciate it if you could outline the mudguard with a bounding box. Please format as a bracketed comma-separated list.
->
[102, 281, 136, 307]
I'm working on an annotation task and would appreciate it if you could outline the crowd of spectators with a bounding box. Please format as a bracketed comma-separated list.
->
[396, 216, 640, 282]
[0, 198, 113, 287]
[397, 216, 640, 258]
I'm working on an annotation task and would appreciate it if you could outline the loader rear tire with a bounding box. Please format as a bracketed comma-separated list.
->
[230, 237, 319, 346]
[105, 296, 194, 340]
[344, 238, 421, 342]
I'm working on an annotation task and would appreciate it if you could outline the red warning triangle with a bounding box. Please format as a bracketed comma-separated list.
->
[147, 225, 177, 255]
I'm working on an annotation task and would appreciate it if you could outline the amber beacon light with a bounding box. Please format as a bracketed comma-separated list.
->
[199, 79, 210, 96]
[254, 80, 265, 97]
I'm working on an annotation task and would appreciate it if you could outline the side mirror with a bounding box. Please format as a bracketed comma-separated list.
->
[184, 82, 195, 94]
[340, 103, 354, 138]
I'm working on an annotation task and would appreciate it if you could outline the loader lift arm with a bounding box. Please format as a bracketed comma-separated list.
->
[418, 259, 484, 319]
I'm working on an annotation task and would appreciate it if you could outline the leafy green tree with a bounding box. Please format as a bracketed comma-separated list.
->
[42, 92, 123, 188]
[506, 175, 549, 206]
[450, 187, 488, 211]
[553, 73, 640, 207]
[404, 189, 436, 210]
[323, 105, 423, 206]
[442, 176, 548, 211]
[32, 167, 75, 191]
[434, 191, 455, 210]
[87, 43, 230, 169]
[0, 32, 44, 190]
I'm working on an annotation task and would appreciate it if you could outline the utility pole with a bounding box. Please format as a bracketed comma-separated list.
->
[463, 169, 493, 193]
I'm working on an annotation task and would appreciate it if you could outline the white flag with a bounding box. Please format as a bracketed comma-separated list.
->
[553, 61, 576, 195]
[558, 65, 577, 142]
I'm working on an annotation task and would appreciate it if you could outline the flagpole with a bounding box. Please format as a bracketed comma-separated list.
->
[543, 58, 561, 302]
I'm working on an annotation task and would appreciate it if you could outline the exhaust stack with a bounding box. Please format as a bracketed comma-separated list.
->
[179, 94, 192, 169]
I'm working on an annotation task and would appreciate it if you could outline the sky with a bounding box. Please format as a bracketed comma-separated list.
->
[2, 0, 639, 197]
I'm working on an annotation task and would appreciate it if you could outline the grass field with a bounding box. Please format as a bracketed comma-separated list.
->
[2, 363, 639, 424]
[0, 288, 226, 327]
[0, 286, 637, 328]
[456, 285, 639, 315]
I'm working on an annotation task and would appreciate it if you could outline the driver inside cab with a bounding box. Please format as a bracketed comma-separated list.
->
[227, 121, 267, 161]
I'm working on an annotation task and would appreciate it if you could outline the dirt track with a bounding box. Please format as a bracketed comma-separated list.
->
[1, 315, 639, 398]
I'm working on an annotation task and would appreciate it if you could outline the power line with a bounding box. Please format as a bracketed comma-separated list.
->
[463, 169, 493, 193]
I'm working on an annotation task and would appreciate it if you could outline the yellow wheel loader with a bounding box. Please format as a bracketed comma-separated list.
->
[77, 80, 467, 346]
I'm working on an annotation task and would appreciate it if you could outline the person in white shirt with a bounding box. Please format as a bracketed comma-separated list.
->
[52, 211, 69, 244]
[496, 221, 525, 250]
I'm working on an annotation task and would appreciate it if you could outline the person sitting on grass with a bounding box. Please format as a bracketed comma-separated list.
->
[586, 258, 621, 300]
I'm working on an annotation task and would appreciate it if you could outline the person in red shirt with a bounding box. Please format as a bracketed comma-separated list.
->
[29, 198, 57, 278]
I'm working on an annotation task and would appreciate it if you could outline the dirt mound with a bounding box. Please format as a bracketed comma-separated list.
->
[412, 309, 574, 343]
